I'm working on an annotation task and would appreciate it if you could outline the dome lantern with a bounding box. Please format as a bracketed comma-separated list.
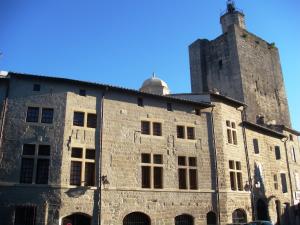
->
[139, 73, 170, 95]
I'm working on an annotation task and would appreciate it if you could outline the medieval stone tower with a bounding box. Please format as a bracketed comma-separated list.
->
[189, 1, 291, 126]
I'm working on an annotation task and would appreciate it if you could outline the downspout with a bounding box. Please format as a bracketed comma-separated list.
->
[0, 80, 10, 163]
[240, 106, 255, 221]
[283, 137, 294, 204]
[97, 88, 107, 225]
[210, 106, 221, 225]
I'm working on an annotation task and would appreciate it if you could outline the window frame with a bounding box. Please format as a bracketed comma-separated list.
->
[280, 173, 288, 193]
[137, 97, 144, 107]
[226, 120, 238, 145]
[253, 138, 259, 154]
[141, 153, 164, 189]
[20, 144, 50, 185]
[26, 106, 54, 124]
[72, 110, 97, 129]
[70, 147, 96, 187]
[167, 102, 173, 111]
[41, 108, 54, 124]
[26, 107, 39, 123]
[275, 146, 281, 160]
[229, 160, 243, 191]
[273, 174, 278, 190]
[141, 120, 163, 137]
[178, 156, 198, 190]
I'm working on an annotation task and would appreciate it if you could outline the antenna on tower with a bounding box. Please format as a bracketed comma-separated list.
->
[227, 0, 236, 13]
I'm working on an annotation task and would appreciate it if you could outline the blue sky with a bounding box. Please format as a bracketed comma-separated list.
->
[0, 0, 299, 131]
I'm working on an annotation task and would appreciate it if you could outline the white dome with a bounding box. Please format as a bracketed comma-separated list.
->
[140, 74, 170, 95]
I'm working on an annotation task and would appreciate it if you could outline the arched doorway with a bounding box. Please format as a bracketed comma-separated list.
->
[207, 211, 217, 225]
[123, 212, 150, 225]
[62, 213, 91, 225]
[175, 214, 194, 225]
[232, 209, 247, 224]
[257, 199, 269, 220]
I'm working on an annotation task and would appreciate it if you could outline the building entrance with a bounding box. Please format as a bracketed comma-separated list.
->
[62, 213, 91, 225]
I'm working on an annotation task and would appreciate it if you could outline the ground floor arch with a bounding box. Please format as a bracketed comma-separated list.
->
[62, 213, 91, 225]
[123, 212, 151, 225]
[175, 214, 194, 225]
[232, 209, 247, 224]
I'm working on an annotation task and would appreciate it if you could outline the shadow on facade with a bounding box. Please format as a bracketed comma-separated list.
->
[252, 163, 299, 225]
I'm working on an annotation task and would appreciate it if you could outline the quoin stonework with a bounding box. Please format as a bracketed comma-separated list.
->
[0, 1, 299, 225]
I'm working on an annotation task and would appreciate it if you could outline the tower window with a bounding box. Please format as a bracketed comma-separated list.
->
[33, 84, 40, 92]
[79, 89, 86, 96]
[253, 139, 259, 154]
[167, 103, 173, 111]
[137, 97, 144, 107]
[218, 60, 223, 69]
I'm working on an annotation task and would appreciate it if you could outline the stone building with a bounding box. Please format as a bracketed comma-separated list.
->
[0, 1, 300, 225]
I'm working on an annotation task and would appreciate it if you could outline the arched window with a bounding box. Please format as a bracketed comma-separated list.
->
[232, 209, 247, 224]
[62, 213, 91, 225]
[206, 211, 217, 225]
[175, 214, 194, 225]
[123, 212, 150, 225]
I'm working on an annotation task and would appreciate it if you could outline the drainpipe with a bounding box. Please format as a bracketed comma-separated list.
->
[240, 106, 255, 221]
[0, 79, 10, 163]
[282, 137, 294, 204]
[97, 88, 107, 225]
[210, 106, 221, 225]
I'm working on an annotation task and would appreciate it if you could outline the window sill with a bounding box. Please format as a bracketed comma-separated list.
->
[68, 185, 97, 189]
[26, 122, 54, 127]
[226, 143, 239, 147]
[71, 126, 96, 130]
[176, 138, 197, 142]
[141, 134, 164, 139]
